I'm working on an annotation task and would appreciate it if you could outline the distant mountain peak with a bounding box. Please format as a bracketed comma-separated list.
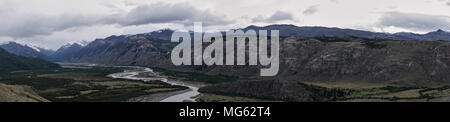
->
[77, 40, 90, 46]
[60, 43, 83, 49]
[150, 29, 174, 35]
[4, 41, 22, 45]
[244, 24, 298, 30]
[246, 25, 259, 28]
[0, 42, 49, 53]
[265, 24, 297, 27]
[436, 29, 445, 32]
[27, 44, 41, 52]
[50, 42, 84, 62]
[426, 29, 450, 35]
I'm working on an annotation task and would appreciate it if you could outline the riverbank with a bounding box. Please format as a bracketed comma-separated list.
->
[0, 65, 189, 102]
[108, 66, 205, 102]
[128, 89, 190, 102]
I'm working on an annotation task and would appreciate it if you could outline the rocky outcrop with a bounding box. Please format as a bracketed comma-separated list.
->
[278, 37, 449, 84]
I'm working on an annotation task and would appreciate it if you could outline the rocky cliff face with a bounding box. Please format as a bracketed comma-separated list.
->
[200, 37, 449, 101]
[278, 37, 449, 85]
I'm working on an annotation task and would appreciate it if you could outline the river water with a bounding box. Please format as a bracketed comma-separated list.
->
[107, 66, 200, 102]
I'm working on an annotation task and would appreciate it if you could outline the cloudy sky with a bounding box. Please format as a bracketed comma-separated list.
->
[1, 0, 450, 49]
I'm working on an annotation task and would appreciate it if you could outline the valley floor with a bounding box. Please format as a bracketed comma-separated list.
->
[2, 63, 450, 102]
[301, 81, 450, 102]
[199, 80, 450, 102]
[0, 64, 187, 102]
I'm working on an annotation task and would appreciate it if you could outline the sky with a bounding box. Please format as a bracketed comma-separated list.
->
[0, 0, 450, 49]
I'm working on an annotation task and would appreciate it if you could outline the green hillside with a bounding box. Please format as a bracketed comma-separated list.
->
[0, 48, 60, 72]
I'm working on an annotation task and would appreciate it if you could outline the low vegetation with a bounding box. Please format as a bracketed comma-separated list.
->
[153, 67, 238, 84]
[300, 81, 450, 102]
[0, 66, 187, 102]
[0, 48, 60, 73]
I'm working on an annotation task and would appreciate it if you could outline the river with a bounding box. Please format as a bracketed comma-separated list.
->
[107, 66, 200, 102]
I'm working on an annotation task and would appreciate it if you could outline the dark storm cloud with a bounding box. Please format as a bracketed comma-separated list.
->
[377, 12, 450, 31]
[303, 5, 319, 15]
[0, 13, 105, 38]
[114, 2, 233, 26]
[0, 2, 233, 38]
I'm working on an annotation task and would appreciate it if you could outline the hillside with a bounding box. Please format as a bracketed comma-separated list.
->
[72, 31, 175, 66]
[243, 25, 450, 41]
[0, 48, 60, 72]
[200, 37, 450, 101]
[50, 43, 83, 61]
[0, 83, 49, 102]
[70, 34, 450, 84]
[277, 36, 449, 84]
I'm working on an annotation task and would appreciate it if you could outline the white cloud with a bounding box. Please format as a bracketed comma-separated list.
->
[1, 0, 450, 49]
[114, 2, 234, 26]
[0, 2, 233, 39]
[376, 12, 450, 32]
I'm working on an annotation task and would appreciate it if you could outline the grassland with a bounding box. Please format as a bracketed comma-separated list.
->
[300, 81, 450, 102]
[198, 80, 450, 102]
[0, 83, 49, 102]
[0, 66, 187, 102]
[152, 67, 238, 84]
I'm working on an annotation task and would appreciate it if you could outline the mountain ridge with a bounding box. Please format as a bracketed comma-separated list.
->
[0, 48, 60, 72]
[0, 42, 49, 60]
[50, 43, 83, 62]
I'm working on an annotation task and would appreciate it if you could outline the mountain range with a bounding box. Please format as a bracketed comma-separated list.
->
[65, 25, 449, 101]
[0, 42, 49, 60]
[55, 25, 448, 79]
[243, 25, 450, 41]
[0, 42, 84, 62]
[2, 25, 450, 62]
[50, 43, 83, 62]
[1, 25, 449, 101]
